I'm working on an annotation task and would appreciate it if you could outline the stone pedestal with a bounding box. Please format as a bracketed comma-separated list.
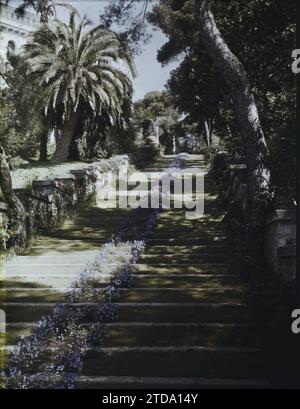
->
[265, 209, 296, 281]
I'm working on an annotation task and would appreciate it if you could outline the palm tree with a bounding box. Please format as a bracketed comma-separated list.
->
[25, 12, 134, 163]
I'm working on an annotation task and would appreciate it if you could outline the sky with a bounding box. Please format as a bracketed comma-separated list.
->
[9, 0, 179, 101]
[57, 1, 179, 101]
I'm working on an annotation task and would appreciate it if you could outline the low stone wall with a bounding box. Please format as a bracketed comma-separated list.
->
[0, 155, 132, 251]
[210, 151, 296, 282]
[265, 209, 296, 282]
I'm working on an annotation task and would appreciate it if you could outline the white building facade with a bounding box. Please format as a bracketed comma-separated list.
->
[0, 2, 40, 64]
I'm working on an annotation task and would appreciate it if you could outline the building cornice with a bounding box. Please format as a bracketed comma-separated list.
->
[0, 21, 34, 35]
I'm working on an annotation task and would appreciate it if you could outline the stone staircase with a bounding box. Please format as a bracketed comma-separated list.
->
[76, 155, 268, 389]
[0, 155, 269, 388]
[0, 156, 180, 372]
[0, 181, 130, 365]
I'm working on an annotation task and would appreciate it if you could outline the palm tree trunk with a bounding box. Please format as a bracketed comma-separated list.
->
[195, 0, 270, 224]
[39, 131, 48, 162]
[51, 111, 79, 163]
[68, 133, 81, 161]
[39, 115, 52, 162]
[68, 117, 82, 161]
[39, 3, 49, 23]
[204, 120, 211, 145]
[0, 146, 26, 247]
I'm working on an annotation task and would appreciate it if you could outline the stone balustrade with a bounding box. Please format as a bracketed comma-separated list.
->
[210, 150, 296, 282]
[0, 155, 132, 250]
[265, 208, 296, 282]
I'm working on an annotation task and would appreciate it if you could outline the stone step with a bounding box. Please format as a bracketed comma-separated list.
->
[155, 220, 225, 228]
[3, 323, 34, 345]
[3, 301, 252, 324]
[136, 257, 230, 266]
[0, 288, 65, 303]
[133, 263, 234, 275]
[117, 288, 243, 304]
[1, 276, 78, 289]
[150, 231, 227, 238]
[146, 245, 230, 255]
[3, 321, 257, 349]
[116, 302, 250, 323]
[140, 254, 232, 263]
[2, 265, 84, 277]
[82, 346, 263, 379]
[3, 251, 99, 267]
[0, 287, 243, 304]
[100, 322, 257, 348]
[1, 273, 241, 291]
[153, 228, 227, 235]
[148, 238, 228, 246]
[131, 274, 241, 289]
[75, 375, 270, 389]
[0, 302, 56, 323]
[0, 302, 250, 323]
[3, 261, 125, 275]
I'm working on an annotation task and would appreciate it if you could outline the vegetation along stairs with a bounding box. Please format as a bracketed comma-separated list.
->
[0, 165, 133, 369]
[76, 154, 269, 389]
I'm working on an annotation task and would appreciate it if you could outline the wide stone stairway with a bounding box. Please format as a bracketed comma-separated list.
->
[0, 155, 269, 388]
[0, 176, 130, 370]
[76, 155, 268, 389]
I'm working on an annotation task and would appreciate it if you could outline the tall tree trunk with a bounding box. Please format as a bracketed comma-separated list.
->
[39, 130, 48, 162]
[68, 133, 80, 161]
[204, 120, 211, 145]
[68, 117, 82, 161]
[39, 115, 52, 162]
[0, 146, 26, 247]
[51, 111, 79, 163]
[39, 2, 49, 23]
[195, 0, 270, 223]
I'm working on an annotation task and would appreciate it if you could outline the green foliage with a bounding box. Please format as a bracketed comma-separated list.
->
[99, 0, 152, 54]
[25, 13, 134, 128]
[133, 91, 181, 152]
[148, 0, 296, 197]
[0, 56, 43, 158]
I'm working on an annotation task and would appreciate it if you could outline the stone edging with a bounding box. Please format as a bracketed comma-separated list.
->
[0, 156, 132, 252]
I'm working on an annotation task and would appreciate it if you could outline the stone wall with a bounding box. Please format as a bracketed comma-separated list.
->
[265, 208, 296, 282]
[210, 151, 296, 282]
[0, 155, 132, 251]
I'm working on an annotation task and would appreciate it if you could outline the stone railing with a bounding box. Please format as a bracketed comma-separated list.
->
[0, 155, 132, 251]
[210, 150, 296, 282]
[265, 208, 296, 282]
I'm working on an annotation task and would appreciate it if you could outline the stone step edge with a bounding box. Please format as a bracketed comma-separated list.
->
[75, 375, 271, 388]
[0, 302, 247, 307]
[5, 322, 253, 329]
[145, 253, 232, 257]
[0, 272, 240, 278]
[1, 345, 259, 354]
[84, 345, 260, 353]
[3, 262, 229, 268]
[1, 287, 243, 293]
[1, 273, 240, 279]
